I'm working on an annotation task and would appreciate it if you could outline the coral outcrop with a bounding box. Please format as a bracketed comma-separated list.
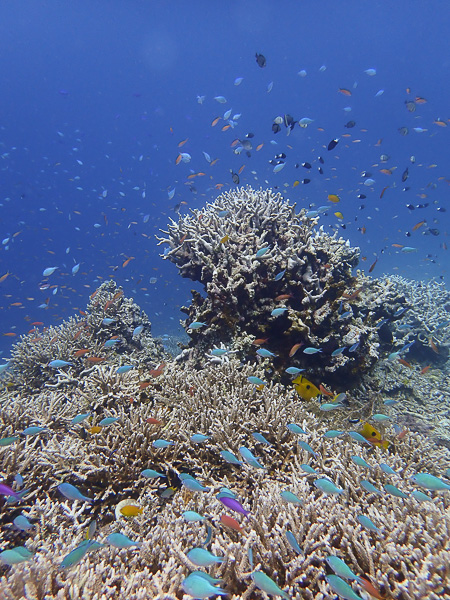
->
[157, 187, 384, 386]
[6, 281, 167, 392]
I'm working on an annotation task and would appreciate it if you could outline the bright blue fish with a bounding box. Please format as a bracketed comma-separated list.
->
[326, 575, 364, 600]
[314, 478, 344, 496]
[285, 367, 305, 374]
[356, 514, 379, 532]
[348, 432, 371, 445]
[0, 547, 33, 566]
[285, 530, 303, 554]
[239, 446, 265, 469]
[49, 360, 72, 368]
[298, 440, 317, 457]
[256, 348, 277, 358]
[181, 572, 227, 599]
[331, 347, 347, 356]
[70, 413, 90, 426]
[383, 484, 408, 498]
[351, 456, 372, 469]
[349, 341, 360, 352]
[299, 464, 317, 474]
[116, 365, 134, 374]
[379, 463, 398, 476]
[280, 490, 303, 505]
[152, 439, 174, 448]
[190, 433, 210, 443]
[13, 514, 33, 531]
[324, 430, 344, 438]
[189, 321, 207, 329]
[252, 432, 272, 445]
[287, 423, 307, 434]
[58, 483, 93, 503]
[101, 318, 115, 325]
[106, 533, 141, 549]
[251, 571, 290, 600]
[183, 510, 206, 522]
[132, 325, 144, 336]
[187, 547, 224, 567]
[23, 426, 46, 436]
[271, 308, 288, 317]
[303, 347, 322, 354]
[99, 417, 119, 426]
[256, 247, 270, 258]
[219, 450, 242, 465]
[247, 376, 266, 386]
[274, 270, 286, 281]
[141, 469, 166, 479]
[360, 480, 383, 495]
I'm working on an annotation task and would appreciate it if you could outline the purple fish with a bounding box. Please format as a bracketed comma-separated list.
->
[0, 482, 21, 500]
[218, 495, 250, 518]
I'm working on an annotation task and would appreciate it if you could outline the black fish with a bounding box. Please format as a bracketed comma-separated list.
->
[302, 162, 311, 169]
[429, 228, 440, 236]
[357, 194, 366, 199]
[318, 167, 323, 174]
[318, 156, 324, 164]
[416, 203, 429, 209]
[245, 132, 254, 138]
[402, 167, 409, 182]
[327, 138, 339, 151]
[283, 114, 294, 127]
[275, 153, 286, 159]
[345, 120, 356, 128]
[406, 204, 415, 210]
[437, 207, 446, 212]
[230, 170, 240, 185]
[361, 171, 372, 178]
[255, 53, 266, 68]
[272, 123, 281, 134]
[302, 179, 311, 184]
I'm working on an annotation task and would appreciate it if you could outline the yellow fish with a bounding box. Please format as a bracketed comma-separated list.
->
[88, 426, 102, 434]
[328, 194, 340, 203]
[292, 375, 320, 401]
[219, 234, 229, 244]
[120, 504, 143, 517]
[359, 421, 390, 449]
[334, 211, 344, 219]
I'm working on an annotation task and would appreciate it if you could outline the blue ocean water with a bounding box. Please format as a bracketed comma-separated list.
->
[0, 0, 448, 357]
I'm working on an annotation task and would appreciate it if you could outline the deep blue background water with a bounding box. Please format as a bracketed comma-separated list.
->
[0, 0, 448, 357]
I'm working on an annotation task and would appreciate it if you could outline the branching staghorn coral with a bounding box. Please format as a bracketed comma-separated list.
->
[1, 359, 449, 599]
[5, 281, 167, 393]
[156, 186, 390, 386]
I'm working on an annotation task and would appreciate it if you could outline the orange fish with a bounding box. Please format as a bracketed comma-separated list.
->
[392, 244, 404, 248]
[178, 138, 188, 147]
[380, 186, 389, 199]
[3, 332, 16, 337]
[32, 321, 44, 326]
[256, 143, 264, 151]
[149, 362, 165, 378]
[175, 154, 182, 165]
[368, 258, 378, 273]
[211, 117, 221, 127]
[412, 220, 426, 232]
[220, 514, 243, 533]
[398, 358, 412, 368]
[420, 365, 431, 375]
[275, 294, 293, 301]
[85, 357, 106, 364]
[122, 257, 135, 268]
[360, 226, 366, 234]
[338, 88, 352, 96]
[397, 428, 408, 440]
[319, 384, 334, 397]
[358, 577, 386, 600]
[415, 96, 427, 104]
[210, 158, 219, 166]
[0, 272, 10, 283]
[221, 124, 231, 131]
[379, 169, 392, 175]
[289, 343, 303, 357]
[215, 183, 224, 189]
[430, 338, 439, 354]
[238, 165, 245, 175]
[252, 338, 269, 346]
[433, 119, 447, 127]
[139, 381, 151, 390]
[230, 139, 240, 148]
[10, 302, 22, 307]
[74, 349, 90, 358]
[146, 417, 162, 425]
[113, 290, 123, 301]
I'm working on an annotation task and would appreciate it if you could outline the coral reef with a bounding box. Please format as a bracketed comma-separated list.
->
[6, 281, 167, 392]
[1, 359, 449, 599]
[157, 187, 391, 387]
